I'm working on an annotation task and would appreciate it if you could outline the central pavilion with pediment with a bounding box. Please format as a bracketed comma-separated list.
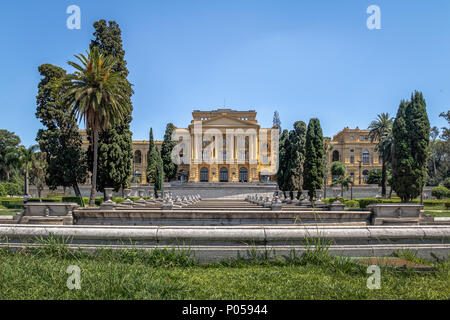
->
[174, 109, 278, 183]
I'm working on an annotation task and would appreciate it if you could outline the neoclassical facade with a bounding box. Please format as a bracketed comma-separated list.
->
[174, 109, 278, 183]
[80, 116, 381, 186]
[325, 127, 382, 185]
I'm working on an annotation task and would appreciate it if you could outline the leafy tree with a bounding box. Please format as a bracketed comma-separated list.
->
[29, 152, 47, 200]
[285, 121, 306, 196]
[62, 47, 132, 206]
[273, 111, 282, 134]
[88, 20, 134, 195]
[391, 92, 430, 202]
[276, 130, 289, 193]
[368, 113, 394, 197]
[0, 130, 21, 181]
[439, 111, 450, 141]
[427, 112, 450, 186]
[431, 186, 448, 199]
[35, 64, 87, 197]
[330, 161, 353, 197]
[0, 183, 5, 197]
[303, 118, 325, 201]
[443, 177, 450, 189]
[154, 151, 164, 196]
[0, 182, 22, 196]
[6, 145, 39, 196]
[366, 169, 382, 185]
[161, 123, 178, 181]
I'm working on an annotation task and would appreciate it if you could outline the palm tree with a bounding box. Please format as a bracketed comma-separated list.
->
[6, 145, 39, 196]
[62, 47, 131, 206]
[368, 113, 394, 197]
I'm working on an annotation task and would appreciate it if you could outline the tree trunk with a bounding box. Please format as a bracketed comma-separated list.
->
[341, 185, 344, 198]
[73, 183, 82, 198]
[24, 166, 29, 196]
[381, 158, 387, 197]
[38, 189, 42, 202]
[90, 129, 99, 207]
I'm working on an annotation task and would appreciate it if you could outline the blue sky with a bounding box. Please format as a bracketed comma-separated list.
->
[0, 0, 449, 146]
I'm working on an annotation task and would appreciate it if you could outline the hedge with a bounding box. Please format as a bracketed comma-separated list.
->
[0, 198, 24, 209]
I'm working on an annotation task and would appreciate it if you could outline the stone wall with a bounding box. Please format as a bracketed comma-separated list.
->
[28, 183, 435, 200]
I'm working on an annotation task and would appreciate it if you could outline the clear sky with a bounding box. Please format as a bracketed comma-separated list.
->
[0, 0, 449, 146]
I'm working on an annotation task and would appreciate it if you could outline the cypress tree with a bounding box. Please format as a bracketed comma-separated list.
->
[161, 123, 178, 181]
[273, 111, 282, 134]
[286, 121, 307, 196]
[88, 20, 133, 193]
[146, 128, 159, 184]
[154, 151, 164, 197]
[303, 118, 325, 201]
[391, 91, 430, 202]
[35, 64, 86, 197]
[276, 129, 289, 193]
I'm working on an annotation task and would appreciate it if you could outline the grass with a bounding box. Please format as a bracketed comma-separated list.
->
[424, 210, 450, 218]
[0, 206, 21, 215]
[0, 242, 448, 300]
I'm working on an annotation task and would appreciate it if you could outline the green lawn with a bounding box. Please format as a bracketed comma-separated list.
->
[0, 208, 21, 215]
[0, 246, 448, 300]
[425, 210, 450, 218]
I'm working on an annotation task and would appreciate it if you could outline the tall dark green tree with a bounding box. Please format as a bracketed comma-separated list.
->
[88, 20, 134, 193]
[146, 128, 158, 184]
[35, 64, 86, 197]
[161, 123, 178, 181]
[154, 151, 164, 196]
[391, 91, 430, 202]
[276, 129, 289, 192]
[285, 121, 306, 196]
[273, 111, 282, 134]
[303, 118, 325, 201]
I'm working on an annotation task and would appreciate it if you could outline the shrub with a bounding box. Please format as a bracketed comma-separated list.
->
[0, 184, 6, 197]
[357, 198, 383, 209]
[0, 199, 24, 209]
[111, 197, 125, 204]
[28, 197, 62, 203]
[0, 182, 22, 196]
[445, 201, 450, 209]
[431, 186, 449, 199]
[62, 197, 85, 207]
[344, 200, 359, 208]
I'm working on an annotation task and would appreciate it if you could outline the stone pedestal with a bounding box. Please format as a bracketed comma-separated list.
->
[368, 204, 428, 225]
[329, 200, 345, 211]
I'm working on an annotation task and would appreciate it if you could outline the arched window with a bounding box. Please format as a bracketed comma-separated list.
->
[332, 150, 340, 162]
[200, 168, 209, 182]
[363, 150, 370, 164]
[134, 150, 142, 164]
[219, 167, 228, 182]
[239, 167, 248, 182]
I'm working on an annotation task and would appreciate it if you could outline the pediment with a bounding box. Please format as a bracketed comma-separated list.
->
[201, 115, 259, 127]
